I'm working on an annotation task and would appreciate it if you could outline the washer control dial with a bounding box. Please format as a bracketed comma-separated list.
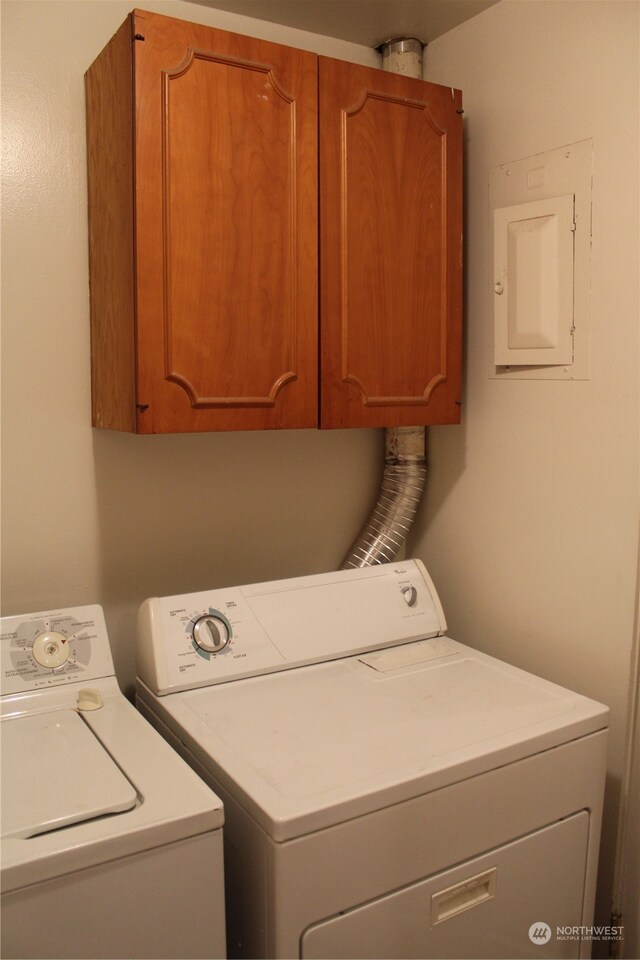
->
[192, 615, 230, 654]
[32, 631, 71, 669]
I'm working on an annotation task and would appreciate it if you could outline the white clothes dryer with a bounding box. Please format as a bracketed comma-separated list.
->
[1, 604, 226, 960]
[136, 561, 608, 960]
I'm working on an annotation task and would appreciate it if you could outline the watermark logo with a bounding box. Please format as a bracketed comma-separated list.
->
[527, 921, 624, 945]
[556, 925, 624, 943]
[529, 922, 552, 945]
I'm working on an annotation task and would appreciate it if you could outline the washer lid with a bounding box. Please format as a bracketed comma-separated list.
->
[1, 709, 137, 839]
[151, 637, 609, 841]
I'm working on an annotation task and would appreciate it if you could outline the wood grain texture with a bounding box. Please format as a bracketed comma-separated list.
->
[85, 17, 136, 431]
[163, 51, 296, 406]
[319, 57, 463, 429]
[132, 9, 318, 432]
[86, 12, 462, 435]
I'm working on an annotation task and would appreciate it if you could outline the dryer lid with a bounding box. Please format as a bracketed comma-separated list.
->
[1, 709, 137, 839]
[155, 636, 608, 841]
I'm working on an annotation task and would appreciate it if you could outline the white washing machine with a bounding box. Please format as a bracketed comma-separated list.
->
[1, 604, 226, 960]
[136, 561, 608, 960]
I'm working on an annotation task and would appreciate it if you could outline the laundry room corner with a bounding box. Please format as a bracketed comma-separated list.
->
[2, 0, 639, 957]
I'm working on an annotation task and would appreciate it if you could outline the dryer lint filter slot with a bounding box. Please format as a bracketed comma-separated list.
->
[359, 637, 459, 673]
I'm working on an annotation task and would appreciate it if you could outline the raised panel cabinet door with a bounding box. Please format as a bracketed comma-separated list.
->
[134, 13, 317, 432]
[133, 10, 318, 432]
[319, 57, 463, 429]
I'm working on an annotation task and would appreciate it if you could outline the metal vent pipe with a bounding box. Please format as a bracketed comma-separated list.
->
[341, 38, 428, 570]
[379, 36, 423, 75]
[342, 427, 427, 568]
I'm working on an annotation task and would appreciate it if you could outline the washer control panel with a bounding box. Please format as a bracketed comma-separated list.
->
[1, 605, 115, 695]
[138, 560, 447, 695]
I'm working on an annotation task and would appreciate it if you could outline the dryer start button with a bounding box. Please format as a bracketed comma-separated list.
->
[401, 585, 418, 606]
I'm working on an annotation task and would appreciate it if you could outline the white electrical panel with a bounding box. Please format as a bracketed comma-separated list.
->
[493, 194, 575, 365]
[490, 140, 592, 380]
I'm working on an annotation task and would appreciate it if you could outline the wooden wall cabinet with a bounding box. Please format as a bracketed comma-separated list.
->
[86, 10, 462, 433]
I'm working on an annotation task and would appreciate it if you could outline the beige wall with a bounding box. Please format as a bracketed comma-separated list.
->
[415, 0, 640, 940]
[0, 0, 381, 691]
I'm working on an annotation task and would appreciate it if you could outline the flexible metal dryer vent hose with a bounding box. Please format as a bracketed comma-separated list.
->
[341, 427, 427, 569]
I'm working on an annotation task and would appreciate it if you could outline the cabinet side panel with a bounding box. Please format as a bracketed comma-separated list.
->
[133, 10, 318, 433]
[319, 58, 462, 429]
[85, 18, 137, 432]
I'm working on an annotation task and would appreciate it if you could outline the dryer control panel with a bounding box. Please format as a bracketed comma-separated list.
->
[1, 605, 115, 694]
[137, 560, 447, 695]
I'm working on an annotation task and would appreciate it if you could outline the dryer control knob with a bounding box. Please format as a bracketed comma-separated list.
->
[192, 615, 230, 654]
